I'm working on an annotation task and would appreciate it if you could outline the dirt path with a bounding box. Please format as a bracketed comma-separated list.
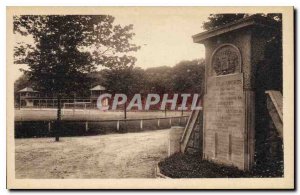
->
[15, 130, 170, 178]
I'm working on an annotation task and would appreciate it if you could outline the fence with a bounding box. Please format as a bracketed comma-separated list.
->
[16, 98, 94, 109]
[15, 115, 189, 138]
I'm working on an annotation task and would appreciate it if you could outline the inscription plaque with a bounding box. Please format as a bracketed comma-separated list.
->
[205, 73, 244, 136]
[204, 73, 245, 167]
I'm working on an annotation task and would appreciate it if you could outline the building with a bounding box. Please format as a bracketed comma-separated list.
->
[17, 85, 109, 109]
[18, 87, 40, 107]
[90, 85, 108, 107]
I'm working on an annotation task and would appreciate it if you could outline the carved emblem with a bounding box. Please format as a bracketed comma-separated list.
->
[211, 44, 241, 76]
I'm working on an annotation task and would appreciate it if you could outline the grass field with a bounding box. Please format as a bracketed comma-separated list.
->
[15, 109, 190, 121]
[15, 129, 171, 178]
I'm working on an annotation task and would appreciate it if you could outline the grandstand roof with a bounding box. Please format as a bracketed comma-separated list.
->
[90, 85, 106, 91]
[18, 87, 39, 93]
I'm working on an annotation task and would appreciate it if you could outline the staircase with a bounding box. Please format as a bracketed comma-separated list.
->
[265, 90, 283, 138]
[180, 108, 203, 154]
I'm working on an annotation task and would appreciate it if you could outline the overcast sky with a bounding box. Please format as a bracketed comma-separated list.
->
[113, 8, 207, 69]
[13, 7, 209, 80]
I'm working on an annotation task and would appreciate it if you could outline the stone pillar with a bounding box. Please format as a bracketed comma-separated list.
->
[192, 15, 279, 170]
[168, 126, 185, 156]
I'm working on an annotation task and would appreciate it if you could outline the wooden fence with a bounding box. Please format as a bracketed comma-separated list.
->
[15, 115, 189, 138]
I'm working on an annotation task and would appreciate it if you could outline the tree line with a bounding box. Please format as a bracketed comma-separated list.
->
[15, 58, 205, 97]
[91, 59, 205, 96]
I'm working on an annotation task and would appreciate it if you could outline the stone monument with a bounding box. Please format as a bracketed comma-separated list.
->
[192, 15, 280, 170]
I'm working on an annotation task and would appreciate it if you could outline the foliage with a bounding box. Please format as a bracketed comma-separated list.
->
[14, 15, 140, 139]
[202, 14, 246, 30]
[144, 66, 173, 94]
[88, 59, 205, 97]
[170, 59, 205, 94]
[159, 153, 283, 178]
[202, 13, 281, 31]
[14, 74, 31, 93]
[102, 66, 146, 95]
[14, 15, 140, 97]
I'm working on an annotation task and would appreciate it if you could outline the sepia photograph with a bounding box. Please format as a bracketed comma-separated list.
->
[6, 6, 294, 189]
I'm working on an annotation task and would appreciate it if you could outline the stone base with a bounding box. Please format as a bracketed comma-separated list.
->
[168, 126, 184, 156]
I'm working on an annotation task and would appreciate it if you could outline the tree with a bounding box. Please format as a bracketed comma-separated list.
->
[202, 14, 247, 30]
[145, 66, 173, 116]
[144, 66, 172, 94]
[102, 66, 145, 119]
[170, 59, 205, 114]
[171, 59, 205, 94]
[14, 15, 140, 141]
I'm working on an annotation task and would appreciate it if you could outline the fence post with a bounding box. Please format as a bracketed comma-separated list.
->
[179, 117, 181, 125]
[140, 119, 143, 130]
[85, 121, 89, 132]
[157, 118, 160, 128]
[48, 121, 51, 132]
[169, 118, 172, 126]
[117, 120, 120, 131]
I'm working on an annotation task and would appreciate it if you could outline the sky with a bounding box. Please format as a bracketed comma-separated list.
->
[13, 7, 209, 80]
[113, 9, 207, 69]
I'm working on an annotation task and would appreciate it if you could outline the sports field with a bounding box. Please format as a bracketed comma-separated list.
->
[15, 109, 189, 121]
[15, 129, 171, 178]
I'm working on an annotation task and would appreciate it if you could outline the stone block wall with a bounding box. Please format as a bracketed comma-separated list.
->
[186, 111, 203, 156]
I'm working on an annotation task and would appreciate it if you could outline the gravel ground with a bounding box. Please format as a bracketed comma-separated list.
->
[15, 129, 170, 178]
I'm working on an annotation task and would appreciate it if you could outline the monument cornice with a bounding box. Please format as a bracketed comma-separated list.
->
[192, 15, 279, 44]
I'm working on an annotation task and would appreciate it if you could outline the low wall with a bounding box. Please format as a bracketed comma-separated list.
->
[14, 116, 188, 138]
